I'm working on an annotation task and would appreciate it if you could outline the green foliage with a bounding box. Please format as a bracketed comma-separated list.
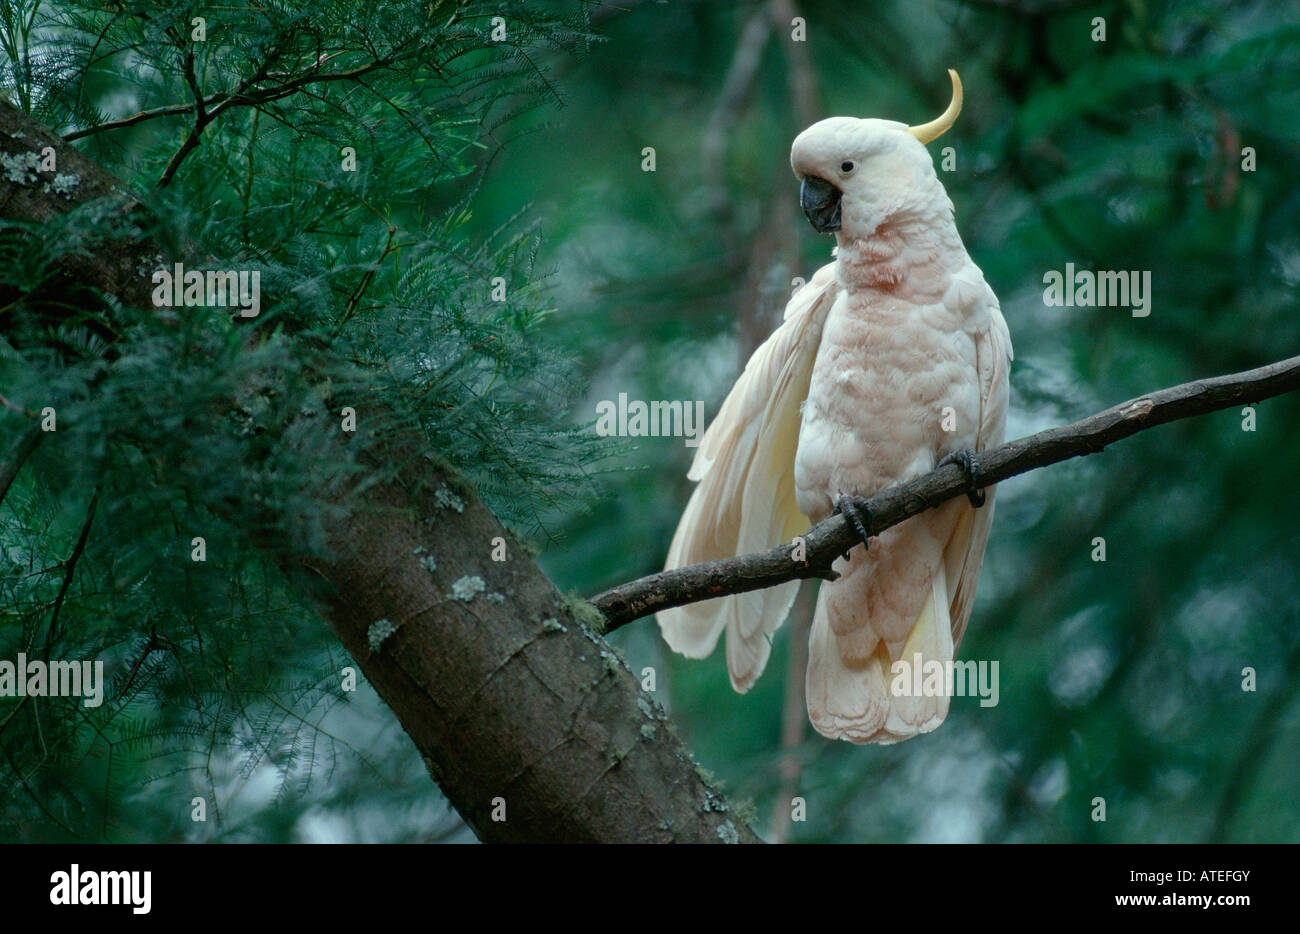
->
[0, 0, 603, 841]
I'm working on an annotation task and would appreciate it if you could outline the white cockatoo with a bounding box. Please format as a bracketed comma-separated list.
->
[657, 71, 1012, 744]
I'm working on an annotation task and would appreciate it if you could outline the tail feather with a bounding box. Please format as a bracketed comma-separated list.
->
[877, 565, 954, 743]
[806, 510, 959, 744]
[805, 580, 893, 742]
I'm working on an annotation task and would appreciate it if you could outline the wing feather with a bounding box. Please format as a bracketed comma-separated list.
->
[946, 288, 1012, 650]
[657, 263, 838, 680]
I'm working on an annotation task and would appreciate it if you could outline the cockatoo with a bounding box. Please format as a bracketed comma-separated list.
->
[657, 71, 1012, 744]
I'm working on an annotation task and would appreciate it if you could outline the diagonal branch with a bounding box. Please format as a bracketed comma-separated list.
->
[62, 100, 201, 140]
[155, 38, 211, 190]
[0, 417, 43, 509]
[42, 485, 100, 656]
[590, 353, 1300, 630]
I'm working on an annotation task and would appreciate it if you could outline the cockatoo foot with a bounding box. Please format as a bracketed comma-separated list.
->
[833, 494, 874, 557]
[938, 448, 986, 507]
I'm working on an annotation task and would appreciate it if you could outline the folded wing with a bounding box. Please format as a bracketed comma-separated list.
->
[657, 262, 838, 691]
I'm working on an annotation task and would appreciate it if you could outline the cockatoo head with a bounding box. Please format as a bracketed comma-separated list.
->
[790, 70, 962, 241]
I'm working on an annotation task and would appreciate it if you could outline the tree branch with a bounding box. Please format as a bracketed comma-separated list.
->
[590, 354, 1300, 629]
[154, 34, 212, 189]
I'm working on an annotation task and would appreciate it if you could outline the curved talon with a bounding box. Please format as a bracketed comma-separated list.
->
[939, 448, 986, 507]
[833, 494, 874, 553]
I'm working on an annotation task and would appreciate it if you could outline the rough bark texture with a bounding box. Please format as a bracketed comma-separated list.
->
[0, 100, 758, 843]
[296, 438, 754, 843]
[592, 354, 1300, 629]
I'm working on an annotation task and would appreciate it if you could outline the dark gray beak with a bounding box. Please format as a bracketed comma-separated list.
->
[800, 175, 842, 233]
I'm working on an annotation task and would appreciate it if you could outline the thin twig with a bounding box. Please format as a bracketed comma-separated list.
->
[154, 24, 211, 189]
[42, 486, 100, 656]
[155, 113, 209, 189]
[115, 631, 163, 702]
[62, 100, 199, 141]
[335, 225, 398, 335]
[0, 418, 43, 509]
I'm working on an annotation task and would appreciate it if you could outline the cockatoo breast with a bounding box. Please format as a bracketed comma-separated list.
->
[793, 227, 983, 523]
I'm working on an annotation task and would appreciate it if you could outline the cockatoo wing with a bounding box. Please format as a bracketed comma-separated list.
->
[657, 262, 838, 691]
[945, 273, 1012, 651]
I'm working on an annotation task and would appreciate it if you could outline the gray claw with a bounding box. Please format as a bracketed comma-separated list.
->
[833, 494, 873, 553]
[939, 448, 986, 507]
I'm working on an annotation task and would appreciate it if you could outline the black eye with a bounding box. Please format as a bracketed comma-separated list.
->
[840, 160, 855, 174]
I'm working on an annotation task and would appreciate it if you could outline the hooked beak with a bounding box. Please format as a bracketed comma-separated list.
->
[800, 175, 842, 233]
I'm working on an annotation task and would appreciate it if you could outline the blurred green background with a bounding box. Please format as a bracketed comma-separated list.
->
[2, 0, 1297, 842]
